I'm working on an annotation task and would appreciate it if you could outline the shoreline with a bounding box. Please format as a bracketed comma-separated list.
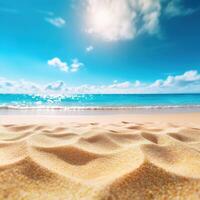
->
[1, 105, 200, 116]
[1, 112, 200, 125]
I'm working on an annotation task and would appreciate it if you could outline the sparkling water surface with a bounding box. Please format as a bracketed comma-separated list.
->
[0, 94, 200, 109]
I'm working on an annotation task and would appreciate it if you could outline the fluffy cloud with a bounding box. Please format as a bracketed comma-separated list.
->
[48, 57, 69, 72]
[0, 79, 41, 94]
[86, 45, 94, 52]
[85, 0, 195, 41]
[70, 59, 84, 72]
[134, 80, 142, 87]
[109, 81, 131, 89]
[1, 70, 200, 94]
[45, 17, 66, 27]
[165, 0, 195, 17]
[45, 81, 65, 91]
[48, 58, 84, 73]
[85, 0, 161, 41]
[0, 78, 15, 88]
[151, 70, 200, 88]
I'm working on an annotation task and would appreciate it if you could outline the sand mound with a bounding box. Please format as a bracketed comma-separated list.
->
[0, 121, 200, 199]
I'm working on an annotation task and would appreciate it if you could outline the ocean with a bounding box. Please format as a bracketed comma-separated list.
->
[0, 94, 200, 111]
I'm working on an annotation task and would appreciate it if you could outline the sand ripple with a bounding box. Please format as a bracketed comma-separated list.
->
[0, 122, 200, 199]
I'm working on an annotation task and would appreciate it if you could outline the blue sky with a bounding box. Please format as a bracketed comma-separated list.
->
[0, 0, 200, 94]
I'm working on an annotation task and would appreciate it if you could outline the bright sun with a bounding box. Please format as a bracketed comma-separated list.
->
[89, 9, 113, 31]
[86, 5, 117, 41]
[85, 1, 134, 41]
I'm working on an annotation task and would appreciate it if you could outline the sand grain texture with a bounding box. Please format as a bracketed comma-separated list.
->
[0, 121, 200, 200]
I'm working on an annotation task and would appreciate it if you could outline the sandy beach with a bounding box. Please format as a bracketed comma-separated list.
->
[0, 113, 200, 200]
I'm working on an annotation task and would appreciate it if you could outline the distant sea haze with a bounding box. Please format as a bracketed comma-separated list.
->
[0, 94, 200, 110]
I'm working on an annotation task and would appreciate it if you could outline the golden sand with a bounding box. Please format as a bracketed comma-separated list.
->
[0, 114, 200, 199]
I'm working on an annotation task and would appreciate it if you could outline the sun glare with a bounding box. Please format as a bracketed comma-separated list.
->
[90, 9, 112, 30]
[86, 6, 115, 40]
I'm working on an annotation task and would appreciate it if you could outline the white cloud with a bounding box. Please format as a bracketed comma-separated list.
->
[109, 81, 131, 89]
[45, 81, 65, 91]
[48, 57, 69, 72]
[165, 0, 195, 17]
[0, 78, 15, 88]
[151, 70, 200, 88]
[134, 80, 142, 87]
[70, 59, 84, 72]
[85, 0, 196, 41]
[86, 45, 94, 52]
[1, 70, 200, 94]
[0, 78, 41, 94]
[46, 17, 66, 28]
[150, 79, 163, 88]
[85, 0, 161, 41]
[48, 58, 84, 73]
[149, 70, 200, 94]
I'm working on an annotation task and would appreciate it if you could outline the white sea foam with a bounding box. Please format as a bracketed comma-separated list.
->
[1, 105, 200, 111]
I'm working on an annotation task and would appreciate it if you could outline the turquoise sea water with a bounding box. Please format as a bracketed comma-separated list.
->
[0, 94, 200, 110]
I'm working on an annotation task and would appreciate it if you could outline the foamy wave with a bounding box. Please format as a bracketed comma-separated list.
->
[1, 105, 200, 111]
